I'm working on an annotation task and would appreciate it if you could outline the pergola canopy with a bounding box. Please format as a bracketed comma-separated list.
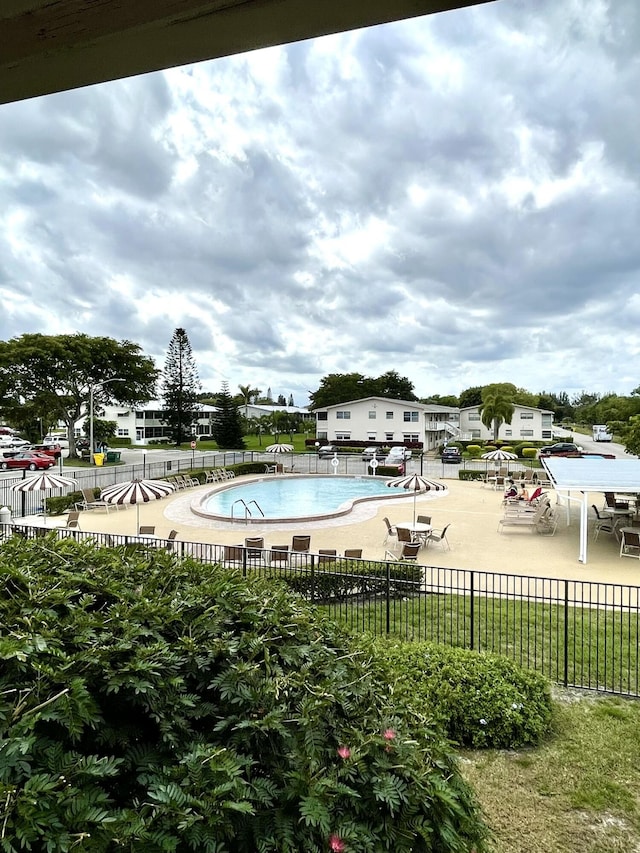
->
[543, 458, 640, 564]
[0, 0, 494, 105]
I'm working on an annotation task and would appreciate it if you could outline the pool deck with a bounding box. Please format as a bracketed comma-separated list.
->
[26, 473, 640, 587]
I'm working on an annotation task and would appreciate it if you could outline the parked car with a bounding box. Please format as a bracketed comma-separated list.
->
[0, 435, 29, 449]
[43, 434, 70, 449]
[29, 442, 63, 460]
[537, 442, 583, 458]
[441, 445, 462, 464]
[385, 447, 412, 463]
[317, 444, 339, 458]
[0, 451, 56, 470]
[362, 447, 386, 461]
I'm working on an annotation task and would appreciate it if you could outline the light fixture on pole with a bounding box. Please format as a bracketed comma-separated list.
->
[89, 378, 125, 465]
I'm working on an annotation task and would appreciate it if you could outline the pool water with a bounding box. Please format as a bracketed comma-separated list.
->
[196, 475, 400, 522]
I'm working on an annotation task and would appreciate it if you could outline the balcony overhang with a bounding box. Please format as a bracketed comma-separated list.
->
[0, 0, 495, 105]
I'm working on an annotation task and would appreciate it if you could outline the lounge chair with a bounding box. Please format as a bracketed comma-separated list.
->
[75, 487, 115, 513]
[384, 542, 421, 562]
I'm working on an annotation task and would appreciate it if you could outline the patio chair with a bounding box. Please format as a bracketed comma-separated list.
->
[292, 535, 311, 553]
[139, 526, 155, 536]
[204, 470, 218, 483]
[65, 511, 81, 530]
[591, 506, 616, 541]
[382, 517, 397, 544]
[165, 529, 179, 551]
[223, 544, 245, 565]
[75, 487, 114, 512]
[318, 549, 337, 564]
[620, 528, 640, 559]
[416, 515, 431, 526]
[396, 526, 421, 546]
[269, 545, 289, 565]
[343, 549, 363, 559]
[244, 537, 264, 559]
[384, 542, 421, 562]
[425, 523, 451, 551]
[605, 492, 630, 511]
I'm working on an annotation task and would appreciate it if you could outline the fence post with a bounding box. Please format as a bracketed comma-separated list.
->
[469, 571, 475, 651]
[385, 561, 391, 634]
[310, 556, 315, 603]
[563, 579, 569, 687]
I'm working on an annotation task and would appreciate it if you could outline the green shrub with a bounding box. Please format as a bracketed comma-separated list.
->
[0, 538, 488, 853]
[281, 560, 422, 601]
[458, 470, 486, 481]
[522, 447, 538, 459]
[372, 641, 553, 749]
[466, 445, 483, 458]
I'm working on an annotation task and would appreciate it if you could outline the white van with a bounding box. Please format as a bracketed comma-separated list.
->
[592, 425, 613, 442]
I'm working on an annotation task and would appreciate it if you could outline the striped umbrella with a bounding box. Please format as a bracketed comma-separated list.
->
[100, 478, 175, 534]
[265, 443, 294, 474]
[481, 449, 518, 461]
[386, 474, 446, 526]
[11, 472, 78, 519]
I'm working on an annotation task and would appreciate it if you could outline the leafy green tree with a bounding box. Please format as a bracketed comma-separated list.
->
[619, 415, 640, 456]
[212, 382, 245, 449]
[310, 371, 416, 408]
[373, 370, 417, 401]
[421, 394, 459, 407]
[0, 333, 157, 458]
[480, 385, 515, 441]
[458, 386, 484, 408]
[82, 418, 117, 445]
[159, 328, 202, 446]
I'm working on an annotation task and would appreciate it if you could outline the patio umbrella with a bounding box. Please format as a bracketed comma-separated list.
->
[100, 478, 175, 534]
[386, 473, 446, 526]
[265, 443, 294, 474]
[481, 449, 518, 461]
[11, 472, 78, 520]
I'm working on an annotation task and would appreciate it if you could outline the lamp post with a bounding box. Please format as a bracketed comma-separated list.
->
[89, 378, 125, 465]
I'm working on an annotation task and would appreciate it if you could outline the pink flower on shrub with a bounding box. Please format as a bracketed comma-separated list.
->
[337, 745, 351, 759]
[383, 728, 396, 741]
[329, 833, 346, 851]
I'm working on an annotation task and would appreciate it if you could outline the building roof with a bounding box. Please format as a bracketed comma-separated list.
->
[460, 403, 554, 415]
[313, 396, 425, 411]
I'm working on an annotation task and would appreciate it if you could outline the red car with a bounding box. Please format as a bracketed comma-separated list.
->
[0, 451, 56, 471]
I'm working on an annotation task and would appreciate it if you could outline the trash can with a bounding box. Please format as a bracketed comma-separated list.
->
[93, 453, 105, 466]
[105, 451, 121, 463]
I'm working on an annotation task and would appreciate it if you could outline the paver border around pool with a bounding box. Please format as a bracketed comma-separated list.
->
[190, 473, 425, 524]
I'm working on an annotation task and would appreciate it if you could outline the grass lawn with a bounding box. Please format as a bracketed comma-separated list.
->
[463, 690, 640, 852]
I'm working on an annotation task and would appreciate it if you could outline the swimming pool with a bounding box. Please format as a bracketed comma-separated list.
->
[193, 475, 407, 523]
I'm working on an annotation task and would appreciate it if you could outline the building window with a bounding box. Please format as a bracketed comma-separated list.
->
[403, 433, 419, 443]
[505, 429, 512, 436]
[335, 432, 351, 440]
[385, 433, 394, 442]
[135, 411, 144, 418]
[116, 428, 129, 437]
[470, 429, 481, 439]
[541, 414, 552, 426]
[520, 429, 534, 437]
[403, 411, 419, 422]
[316, 431, 328, 440]
[386, 411, 394, 419]
[336, 411, 351, 419]
[520, 412, 533, 420]
[367, 434, 376, 441]
[541, 430, 552, 439]
[468, 413, 481, 421]
[316, 412, 328, 421]
[368, 411, 376, 419]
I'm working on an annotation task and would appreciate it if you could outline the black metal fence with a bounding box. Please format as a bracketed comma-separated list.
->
[2, 523, 638, 698]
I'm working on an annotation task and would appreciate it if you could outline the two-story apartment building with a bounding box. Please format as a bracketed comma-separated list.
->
[313, 397, 464, 450]
[74, 401, 219, 445]
[459, 404, 554, 442]
[313, 398, 555, 448]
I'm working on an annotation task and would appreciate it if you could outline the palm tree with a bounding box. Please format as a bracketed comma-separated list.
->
[480, 389, 515, 442]
[238, 384, 260, 418]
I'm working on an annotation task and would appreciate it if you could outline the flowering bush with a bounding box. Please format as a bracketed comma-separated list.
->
[0, 537, 488, 852]
[372, 640, 553, 749]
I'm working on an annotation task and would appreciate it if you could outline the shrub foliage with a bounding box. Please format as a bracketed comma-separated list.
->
[373, 641, 553, 749]
[0, 538, 488, 852]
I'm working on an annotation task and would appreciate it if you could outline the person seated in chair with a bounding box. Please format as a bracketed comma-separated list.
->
[518, 483, 530, 502]
[503, 479, 518, 500]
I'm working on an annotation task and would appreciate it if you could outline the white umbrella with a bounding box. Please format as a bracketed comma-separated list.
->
[265, 443, 294, 474]
[100, 478, 176, 534]
[481, 449, 518, 461]
[386, 473, 446, 526]
[11, 472, 78, 520]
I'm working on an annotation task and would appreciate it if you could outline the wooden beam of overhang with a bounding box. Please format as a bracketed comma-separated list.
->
[0, 0, 495, 105]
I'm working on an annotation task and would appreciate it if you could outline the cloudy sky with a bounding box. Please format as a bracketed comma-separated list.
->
[1, 0, 639, 406]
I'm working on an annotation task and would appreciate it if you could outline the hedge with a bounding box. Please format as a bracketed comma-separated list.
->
[0, 537, 488, 853]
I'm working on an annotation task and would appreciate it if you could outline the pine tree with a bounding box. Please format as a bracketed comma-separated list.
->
[160, 328, 202, 445]
[212, 382, 245, 449]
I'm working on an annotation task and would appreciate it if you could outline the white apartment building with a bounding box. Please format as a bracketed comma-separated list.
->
[75, 401, 218, 445]
[314, 398, 554, 448]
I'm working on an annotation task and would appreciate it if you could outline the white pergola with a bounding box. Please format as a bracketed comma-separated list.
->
[542, 457, 640, 564]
